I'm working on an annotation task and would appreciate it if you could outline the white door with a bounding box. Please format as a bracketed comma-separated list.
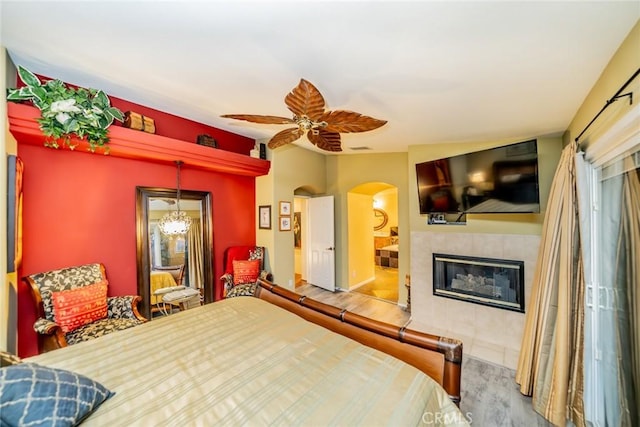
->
[307, 195, 335, 291]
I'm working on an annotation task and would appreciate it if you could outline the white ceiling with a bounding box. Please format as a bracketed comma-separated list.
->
[1, 1, 638, 154]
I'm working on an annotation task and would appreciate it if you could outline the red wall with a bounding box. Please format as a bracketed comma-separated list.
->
[16, 144, 257, 357]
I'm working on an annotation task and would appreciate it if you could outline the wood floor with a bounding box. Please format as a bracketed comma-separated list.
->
[295, 282, 410, 327]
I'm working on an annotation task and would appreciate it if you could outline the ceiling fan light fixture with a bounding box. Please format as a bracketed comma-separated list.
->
[222, 79, 386, 152]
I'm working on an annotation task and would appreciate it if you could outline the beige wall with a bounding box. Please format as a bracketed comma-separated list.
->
[255, 153, 275, 276]
[408, 136, 563, 235]
[347, 192, 375, 288]
[262, 148, 408, 300]
[268, 141, 557, 304]
[326, 152, 409, 303]
[564, 20, 640, 148]
[256, 143, 326, 289]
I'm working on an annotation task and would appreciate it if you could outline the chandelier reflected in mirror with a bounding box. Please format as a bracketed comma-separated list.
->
[158, 160, 192, 236]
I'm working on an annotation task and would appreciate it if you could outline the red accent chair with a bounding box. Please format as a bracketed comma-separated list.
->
[220, 246, 271, 298]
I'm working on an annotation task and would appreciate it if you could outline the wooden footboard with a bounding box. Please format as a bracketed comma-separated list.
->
[254, 279, 463, 405]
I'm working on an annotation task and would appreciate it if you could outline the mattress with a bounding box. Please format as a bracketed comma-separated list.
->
[25, 297, 466, 426]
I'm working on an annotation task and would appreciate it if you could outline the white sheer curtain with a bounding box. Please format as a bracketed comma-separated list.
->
[598, 167, 625, 425]
[575, 153, 601, 423]
[576, 101, 639, 426]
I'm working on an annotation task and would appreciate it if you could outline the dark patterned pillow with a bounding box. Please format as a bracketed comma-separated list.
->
[0, 363, 113, 426]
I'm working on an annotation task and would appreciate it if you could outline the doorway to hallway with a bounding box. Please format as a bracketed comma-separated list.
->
[347, 183, 399, 304]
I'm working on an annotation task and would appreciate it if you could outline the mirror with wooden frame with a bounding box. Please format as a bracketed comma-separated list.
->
[135, 186, 214, 319]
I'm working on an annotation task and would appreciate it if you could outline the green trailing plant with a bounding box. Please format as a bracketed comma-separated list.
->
[6, 65, 124, 153]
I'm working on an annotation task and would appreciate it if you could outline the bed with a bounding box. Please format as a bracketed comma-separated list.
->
[11, 279, 465, 426]
[376, 244, 399, 268]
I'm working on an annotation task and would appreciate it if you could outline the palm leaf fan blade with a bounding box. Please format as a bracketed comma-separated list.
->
[308, 129, 342, 152]
[319, 110, 387, 133]
[285, 79, 326, 120]
[222, 79, 387, 153]
[268, 127, 304, 149]
[220, 114, 295, 125]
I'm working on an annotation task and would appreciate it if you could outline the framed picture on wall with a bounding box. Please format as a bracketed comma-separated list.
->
[259, 205, 271, 229]
[279, 201, 291, 216]
[279, 216, 291, 231]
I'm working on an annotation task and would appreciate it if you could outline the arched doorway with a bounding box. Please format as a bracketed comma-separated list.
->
[347, 182, 399, 303]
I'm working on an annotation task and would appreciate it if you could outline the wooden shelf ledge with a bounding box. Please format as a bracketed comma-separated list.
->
[7, 103, 270, 177]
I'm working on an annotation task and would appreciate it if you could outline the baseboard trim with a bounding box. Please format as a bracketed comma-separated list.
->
[349, 277, 376, 290]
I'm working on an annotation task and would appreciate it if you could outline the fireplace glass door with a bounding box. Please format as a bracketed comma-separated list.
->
[433, 253, 525, 312]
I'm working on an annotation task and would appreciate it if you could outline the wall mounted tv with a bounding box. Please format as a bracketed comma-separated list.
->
[416, 139, 540, 215]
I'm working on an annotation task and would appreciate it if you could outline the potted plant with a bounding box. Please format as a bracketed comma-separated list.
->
[6, 65, 124, 153]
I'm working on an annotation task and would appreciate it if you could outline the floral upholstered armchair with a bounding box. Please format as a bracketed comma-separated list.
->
[220, 246, 272, 298]
[24, 263, 147, 353]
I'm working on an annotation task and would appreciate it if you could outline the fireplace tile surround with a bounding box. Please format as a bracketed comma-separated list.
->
[409, 231, 540, 369]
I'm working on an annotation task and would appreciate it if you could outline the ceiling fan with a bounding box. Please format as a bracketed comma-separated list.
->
[221, 79, 387, 152]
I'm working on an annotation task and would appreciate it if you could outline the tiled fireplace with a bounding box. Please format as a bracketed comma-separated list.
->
[410, 231, 540, 369]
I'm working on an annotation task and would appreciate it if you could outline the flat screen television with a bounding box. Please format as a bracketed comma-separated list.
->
[415, 139, 540, 215]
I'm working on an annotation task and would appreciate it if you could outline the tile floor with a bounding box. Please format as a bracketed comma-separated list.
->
[407, 319, 522, 369]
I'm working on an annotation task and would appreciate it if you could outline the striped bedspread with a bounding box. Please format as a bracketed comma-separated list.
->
[26, 297, 467, 426]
